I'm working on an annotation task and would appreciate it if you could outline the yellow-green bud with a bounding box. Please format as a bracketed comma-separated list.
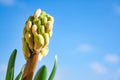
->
[36, 20, 41, 27]
[28, 16, 34, 21]
[25, 32, 34, 51]
[45, 21, 53, 32]
[22, 38, 31, 59]
[48, 16, 54, 24]
[43, 33, 49, 46]
[34, 33, 44, 53]
[38, 25, 45, 34]
[26, 21, 32, 31]
[40, 47, 49, 56]
[40, 11, 46, 16]
[32, 24, 37, 34]
[33, 18, 39, 24]
[34, 9, 41, 18]
[48, 30, 53, 38]
[23, 27, 26, 36]
[42, 16, 47, 25]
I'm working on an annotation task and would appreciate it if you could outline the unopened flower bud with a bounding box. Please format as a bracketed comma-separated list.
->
[34, 9, 41, 18]
[45, 21, 53, 32]
[38, 25, 45, 34]
[40, 47, 49, 56]
[22, 38, 31, 59]
[48, 16, 54, 24]
[48, 30, 53, 38]
[26, 21, 32, 31]
[25, 32, 34, 50]
[28, 16, 34, 21]
[23, 27, 26, 36]
[33, 18, 39, 24]
[32, 24, 37, 34]
[40, 11, 46, 16]
[42, 16, 47, 25]
[43, 33, 49, 46]
[36, 20, 41, 27]
[34, 33, 44, 53]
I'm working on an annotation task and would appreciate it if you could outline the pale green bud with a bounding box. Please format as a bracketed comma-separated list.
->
[36, 20, 41, 27]
[34, 33, 44, 53]
[40, 47, 49, 56]
[45, 21, 53, 32]
[48, 16, 54, 24]
[32, 24, 37, 34]
[23, 27, 26, 36]
[34, 9, 41, 18]
[26, 21, 32, 31]
[25, 32, 34, 51]
[40, 11, 46, 16]
[46, 14, 50, 18]
[40, 11, 46, 24]
[42, 16, 47, 25]
[48, 30, 53, 38]
[33, 18, 39, 24]
[38, 25, 45, 34]
[22, 38, 31, 59]
[43, 33, 49, 46]
[28, 16, 34, 21]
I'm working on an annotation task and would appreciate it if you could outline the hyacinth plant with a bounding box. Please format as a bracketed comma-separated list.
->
[5, 9, 57, 80]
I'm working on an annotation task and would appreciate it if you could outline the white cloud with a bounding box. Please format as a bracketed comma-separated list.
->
[0, 0, 15, 5]
[105, 54, 119, 63]
[91, 62, 107, 74]
[113, 4, 120, 15]
[78, 44, 93, 52]
[0, 64, 7, 73]
[0, 0, 27, 9]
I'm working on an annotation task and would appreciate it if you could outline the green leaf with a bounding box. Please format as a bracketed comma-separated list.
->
[34, 65, 47, 80]
[15, 64, 25, 80]
[48, 55, 58, 80]
[5, 49, 17, 80]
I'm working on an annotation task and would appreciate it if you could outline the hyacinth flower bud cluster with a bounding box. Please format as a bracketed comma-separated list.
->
[22, 9, 54, 61]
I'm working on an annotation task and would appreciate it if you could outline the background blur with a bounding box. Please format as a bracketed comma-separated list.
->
[0, 0, 120, 80]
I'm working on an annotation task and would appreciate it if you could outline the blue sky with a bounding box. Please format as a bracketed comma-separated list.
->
[0, 0, 120, 80]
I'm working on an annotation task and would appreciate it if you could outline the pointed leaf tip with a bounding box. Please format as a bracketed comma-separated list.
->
[15, 64, 25, 80]
[34, 65, 47, 80]
[5, 49, 17, 80]
[48, 55, 58, 80]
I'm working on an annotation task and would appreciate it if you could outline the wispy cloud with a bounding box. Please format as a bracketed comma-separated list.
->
[105, 54, 119, 63]
[78, 44, 93, 52]
[91, 62, 107, 74]
[0, 0, 15, 5]
[0, 64, 7, 73]
[0, 0, 27, 8]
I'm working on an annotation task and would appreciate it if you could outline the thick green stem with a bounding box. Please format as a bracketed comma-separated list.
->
[22, 53, 39, 80]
